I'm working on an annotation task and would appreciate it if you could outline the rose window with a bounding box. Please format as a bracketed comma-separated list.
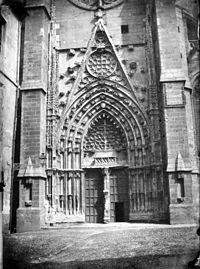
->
[87, 51, 117, 78]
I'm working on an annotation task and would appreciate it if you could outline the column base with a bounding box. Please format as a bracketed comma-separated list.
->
[129, 212, 168, 223]
[16, 207, 45, 233]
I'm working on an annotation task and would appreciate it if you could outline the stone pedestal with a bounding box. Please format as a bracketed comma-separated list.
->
[169, 204, 196, 225]
[16, 207, 45, 233]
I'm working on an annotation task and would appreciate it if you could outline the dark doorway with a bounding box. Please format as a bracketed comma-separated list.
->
[115, 202, 124, 222]
[110, 169, 129, 222]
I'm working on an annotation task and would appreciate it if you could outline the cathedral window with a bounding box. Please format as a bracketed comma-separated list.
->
[121, 25, 129, 34]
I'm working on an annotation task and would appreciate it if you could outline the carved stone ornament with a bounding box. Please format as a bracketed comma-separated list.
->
[68, 0, 124, 10]
[86, 50, 117, 78]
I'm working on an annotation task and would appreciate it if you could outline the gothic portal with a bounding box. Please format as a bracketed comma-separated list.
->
[2, 0, 198, 232]
[42, 16, 168, 225]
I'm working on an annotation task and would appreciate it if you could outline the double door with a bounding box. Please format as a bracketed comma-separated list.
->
[85, 168, 129, 223]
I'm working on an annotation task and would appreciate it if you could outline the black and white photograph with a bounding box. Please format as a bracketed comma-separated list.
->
[0, 0, 199, 268]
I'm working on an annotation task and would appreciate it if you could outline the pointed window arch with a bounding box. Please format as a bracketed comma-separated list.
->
[83, 113, 127, 152]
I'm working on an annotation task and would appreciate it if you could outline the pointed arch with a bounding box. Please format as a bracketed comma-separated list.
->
[58, 89, 149, 151]
[56, 82, 150, 148]
[81, 110, 130, 150]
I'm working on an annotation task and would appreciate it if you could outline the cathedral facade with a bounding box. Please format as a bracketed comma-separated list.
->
[0, 0, 199, 232]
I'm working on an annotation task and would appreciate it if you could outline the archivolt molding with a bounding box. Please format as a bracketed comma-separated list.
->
[56, 98, 150, 169]
[56, 83, 149, 148]
[68, 0, 124, 10]
[70, 100, 141, 147]
[57, 79, 147, 131]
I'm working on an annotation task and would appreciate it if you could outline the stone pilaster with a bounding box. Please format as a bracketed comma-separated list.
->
[17, 0, 50, 232]
[102, 168, 110, 223]
[155, 0, 198, 224]
[0, 4, 25, 230]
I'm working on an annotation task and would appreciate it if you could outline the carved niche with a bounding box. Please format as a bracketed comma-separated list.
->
[68, 0, 124, 10]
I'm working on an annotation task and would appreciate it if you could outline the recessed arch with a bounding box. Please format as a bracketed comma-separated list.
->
[81, 111, 129, 168]
[56, 78, 144, 137]
[57, 85, 150, 151]
[80, 109, 130, 151]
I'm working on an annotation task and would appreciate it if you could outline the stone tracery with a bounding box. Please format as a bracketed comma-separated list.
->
[86, 51, 117, 78]
[84, 113, 127, 151]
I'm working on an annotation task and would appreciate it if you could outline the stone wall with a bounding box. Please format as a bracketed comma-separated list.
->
[1, 0, 198, 232]
[155, 0, 199, 224]
[16, 0, 50, 232]
[0, 5, 21, 229]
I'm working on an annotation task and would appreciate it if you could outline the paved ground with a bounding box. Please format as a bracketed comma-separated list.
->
[3, 223, 200, 269]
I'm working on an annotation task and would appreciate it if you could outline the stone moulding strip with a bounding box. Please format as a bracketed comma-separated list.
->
[129, 163, 163, 170]
[20, 86, 47, 94]
[46, 168, 84, 171]
[82, 165, 129, 169]
[46, 168, 84, 173]
[159, 76, 186, 83]
[166, 168, 192, 173]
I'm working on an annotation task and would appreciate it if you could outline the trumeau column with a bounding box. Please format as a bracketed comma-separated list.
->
[102, 168, 110, 223]
[155, 0, 198, 224]
[17, 0, 50, 232]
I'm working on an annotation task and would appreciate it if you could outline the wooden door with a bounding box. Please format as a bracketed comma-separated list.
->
[110, 169, 129, 222]
[85, 169, 104, 223]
